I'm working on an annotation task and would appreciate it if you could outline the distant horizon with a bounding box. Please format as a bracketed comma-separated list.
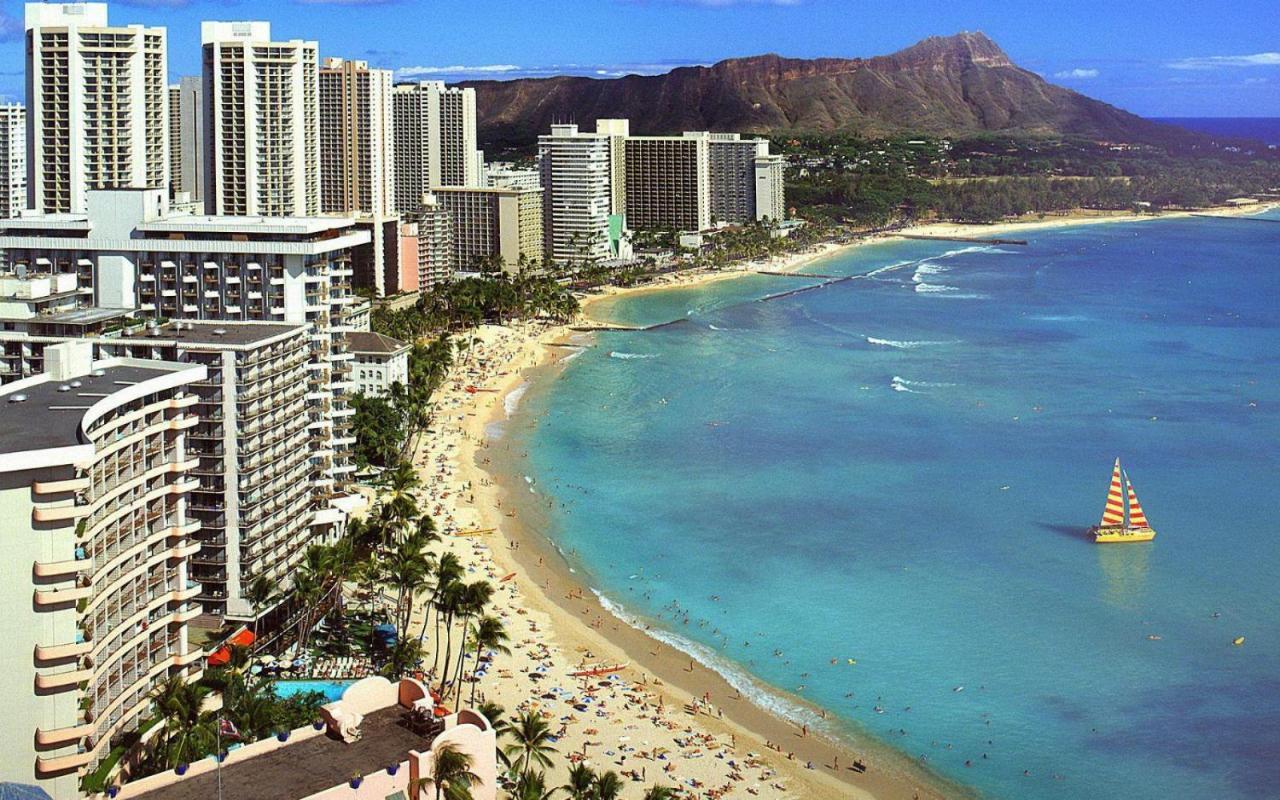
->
[1, 0, 1278, 117]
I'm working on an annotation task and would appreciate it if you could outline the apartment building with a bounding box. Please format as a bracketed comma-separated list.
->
[431, 186, 542, 272]
[391, 81, 481, 212]
[319, 58, 394, 217]
[0, 103, 26, 217]
[707, 133, 772, 224]
[168, 76, 203, 205]
[0, 189, 369, 503]
[0, 342, 205, 798]
[624, 132, 711, 232]
[398, 192, 455, 292]
[97, 322, 316, 621]
[537, 123, 628, 265]
[201, 21, 319, 217]
[25, 2, 168, 213]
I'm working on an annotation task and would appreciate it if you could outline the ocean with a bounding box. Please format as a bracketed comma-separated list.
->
[500, 212, 1280, 800]
[1154, 117, 1280, 146]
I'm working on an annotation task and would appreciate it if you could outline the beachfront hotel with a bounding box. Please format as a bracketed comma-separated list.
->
[430, 185, 543, 272]
[708, 133, 787, 224]
[0, 341, 205, 798]
[537, 122, 629, 265]
[201, 21, 320, 217]
[397, 192, 455, 292]
[348, 330, 410, 398]
[25, 2, 168, 214]
[624, 132, 712, 232]
[0, 188, 366, 512]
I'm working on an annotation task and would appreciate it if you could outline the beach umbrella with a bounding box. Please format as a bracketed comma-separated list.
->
[0, 784, 54, 800]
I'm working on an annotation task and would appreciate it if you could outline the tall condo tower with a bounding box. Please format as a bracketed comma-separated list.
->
[0, 104, 26, 218]
[392, 80, 480, 211]
[168, 76, 204, 203]
[24, 2, 168, 213]
[537, 122, 628, 265]
[201, 21, 319, 216]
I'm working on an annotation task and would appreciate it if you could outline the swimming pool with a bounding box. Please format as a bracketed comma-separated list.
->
[273, 679, 354, 703]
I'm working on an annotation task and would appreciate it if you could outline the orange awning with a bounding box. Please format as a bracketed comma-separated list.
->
[207, 628, 256, 666]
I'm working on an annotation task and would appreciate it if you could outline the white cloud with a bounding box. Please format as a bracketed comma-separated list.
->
[1167, 52, 1280, 70]
[1054, 68, 1099, 79]
[396, 64, 522, 79]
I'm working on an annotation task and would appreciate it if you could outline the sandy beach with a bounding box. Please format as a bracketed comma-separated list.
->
[400, 201, 1275, 799]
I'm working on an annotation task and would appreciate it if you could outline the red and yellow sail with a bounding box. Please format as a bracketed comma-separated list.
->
[1100, 458, 1126, 527]
[1124, 472, 1149, 529]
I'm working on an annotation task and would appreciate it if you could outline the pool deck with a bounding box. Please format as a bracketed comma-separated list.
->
[135, 708, 434, 800]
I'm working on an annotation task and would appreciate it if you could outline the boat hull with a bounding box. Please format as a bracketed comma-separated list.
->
[1091, 525, 1156, 543]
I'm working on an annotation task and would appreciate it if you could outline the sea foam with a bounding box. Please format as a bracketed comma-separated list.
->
[504, 382, 529, 418]
[609, 351, 658, 360]
[592, 589, 831, 732]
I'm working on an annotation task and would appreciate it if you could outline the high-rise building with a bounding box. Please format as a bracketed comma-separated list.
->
[96, 322, 317, 621]
[537, 123, 628, 266]
[0, 189, 367, 508]
[0, 342, 205, 798]
[596, 118, 630, 218]
[168, 76, 204, 205]
[485, 162, 541, 192]
[201, 21, 319, 217]
[24, 2, 168, 213]
[392, 81, 481, 212]
[431, 186, 542, 272]
[625, 132, 711, 232]
[319, 58, 398, 296]
[753, 152, 786, 223]
[0, 103, 26, 218]
[399, 192, 455, 292]
[319, 58, 394, 217]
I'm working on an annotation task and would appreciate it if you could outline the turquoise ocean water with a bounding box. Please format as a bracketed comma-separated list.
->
[500, 213, 1280, 800]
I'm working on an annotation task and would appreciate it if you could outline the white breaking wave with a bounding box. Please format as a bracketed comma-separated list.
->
[866, 336, 957, 349]
[592, 590, 831, 733]
[504, 382, 529, 418]
[892, 376, 956, 393]
[560, 347, 587, 363]
[609, 351, 658, 360]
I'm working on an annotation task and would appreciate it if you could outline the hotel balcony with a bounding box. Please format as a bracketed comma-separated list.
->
[35, 640, 92, 664]
[33, 476, 91, 496]
[35, 748, 93, 776]
[32, 502, 89, 524]
[34, 584, 92, 607]
[33, 554, 91, 578]
[35, 721, 95, 747]
[34, 667, 92, 691]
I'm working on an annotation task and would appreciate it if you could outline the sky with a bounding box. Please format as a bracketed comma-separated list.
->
[1, 0, 1278, 117]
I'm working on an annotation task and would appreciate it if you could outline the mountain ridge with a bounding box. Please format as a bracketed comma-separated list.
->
[460, 32, 1196, 148]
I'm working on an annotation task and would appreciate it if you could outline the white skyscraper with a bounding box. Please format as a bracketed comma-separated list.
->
[201, 21, 319, 216]
[538, 122, 628, 265]
[392, 80, 481, 211]
[0, 104, 26, 218]
[24, 2, 168, 213]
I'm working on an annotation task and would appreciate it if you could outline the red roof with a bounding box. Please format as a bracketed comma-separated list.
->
[207, 628, 256, 666]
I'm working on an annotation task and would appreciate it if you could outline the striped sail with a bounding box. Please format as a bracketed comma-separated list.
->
[1124, 472, 1149, 528]
[1100, 458, 1126, 526]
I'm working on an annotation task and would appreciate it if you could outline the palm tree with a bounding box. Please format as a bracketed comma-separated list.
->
[245, 574, 276, 642]
[467, 615, 509, 707]
[149, 675, 216, 767]
[642, 787, 676, 800]
[591, 771, 623, 800]
[561, 763, 595, 800]
[428, 743, 480, 800]
[475, 700, 512, 767]
[447, 581, 495, 704]
[512, 771, 558, 800]
[380, 638, 425, 680]
[503, 711, 558, 775]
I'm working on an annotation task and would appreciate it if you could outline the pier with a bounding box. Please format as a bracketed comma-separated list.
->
[754, 270, 841, 279]
[1190, 213, 1280, 224]
[892, 234, 1028, 245]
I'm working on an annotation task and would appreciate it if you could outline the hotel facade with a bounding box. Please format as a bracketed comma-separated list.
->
[0, 342, 205, 797]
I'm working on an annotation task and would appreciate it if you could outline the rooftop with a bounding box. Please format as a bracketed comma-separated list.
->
[0, 363, 183, 455]
[136, 215, 356, 236]
[39, 306, 133, 326]
[135, 320, 307, 347]
[347, 331, 410, 356]
[135, 707, 433, 800]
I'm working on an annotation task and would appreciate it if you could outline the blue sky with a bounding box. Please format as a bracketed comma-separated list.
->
[1, 0, 1278, 117]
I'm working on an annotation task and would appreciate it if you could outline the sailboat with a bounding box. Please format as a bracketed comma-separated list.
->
[1091, 458, 1156, 543]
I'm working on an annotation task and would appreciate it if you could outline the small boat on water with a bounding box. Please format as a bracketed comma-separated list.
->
[1090, 458, 1156, 543]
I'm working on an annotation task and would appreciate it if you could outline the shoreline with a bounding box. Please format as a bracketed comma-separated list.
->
[414, 202, 1275, 799]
